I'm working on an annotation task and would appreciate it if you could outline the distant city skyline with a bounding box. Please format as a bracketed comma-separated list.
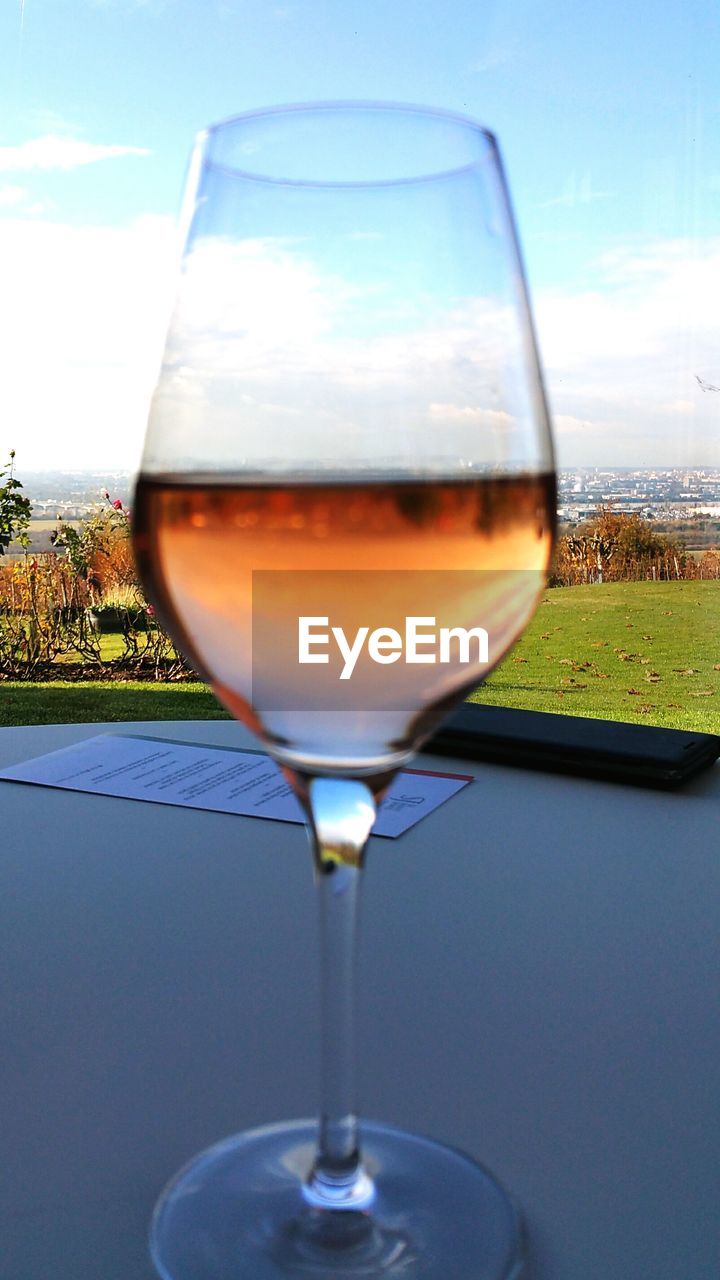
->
[1, 0, 718, 471]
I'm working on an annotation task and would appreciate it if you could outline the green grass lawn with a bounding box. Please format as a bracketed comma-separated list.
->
[471, 579, 720, 732]
[0, 680, 229, 727]
[1, 579, 719, 732]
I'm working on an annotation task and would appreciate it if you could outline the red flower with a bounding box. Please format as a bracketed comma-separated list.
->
[146, 604, 155, 616]
[112, 498, 123, 510]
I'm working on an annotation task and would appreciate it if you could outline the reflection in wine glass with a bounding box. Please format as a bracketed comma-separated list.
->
[133, 102, 555, 1280]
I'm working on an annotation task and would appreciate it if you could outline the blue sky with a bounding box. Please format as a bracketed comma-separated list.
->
[1, 0, 719, 471]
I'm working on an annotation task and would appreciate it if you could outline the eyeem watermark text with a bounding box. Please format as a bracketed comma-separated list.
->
[298, 616, 489, 680]
[251, 569, 541, 712]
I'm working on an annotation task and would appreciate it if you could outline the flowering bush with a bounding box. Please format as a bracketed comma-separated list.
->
[50, 490, 136, 604]
[0, 466, 192, 680]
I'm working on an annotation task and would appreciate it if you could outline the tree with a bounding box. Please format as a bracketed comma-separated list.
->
[553, 507, 685, 585]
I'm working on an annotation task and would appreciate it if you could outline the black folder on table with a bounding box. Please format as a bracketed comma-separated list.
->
[424, 703, 720, 789]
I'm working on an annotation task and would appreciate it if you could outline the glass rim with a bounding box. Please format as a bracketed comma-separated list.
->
[196, 100, 499, 189]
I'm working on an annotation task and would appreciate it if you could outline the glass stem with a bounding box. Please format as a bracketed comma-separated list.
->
[301, 775, 377, 1212]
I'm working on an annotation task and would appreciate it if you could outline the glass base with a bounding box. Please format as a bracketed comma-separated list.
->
[150, 1119, 524, 1280]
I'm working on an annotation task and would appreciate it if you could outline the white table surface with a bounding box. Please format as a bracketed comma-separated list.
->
[0, 718, 718, 1279]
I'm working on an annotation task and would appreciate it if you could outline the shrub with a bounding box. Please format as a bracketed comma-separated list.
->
[553, 507, 688, 585]
[0, 451, 31, 556]
[0, 473, 192, 680]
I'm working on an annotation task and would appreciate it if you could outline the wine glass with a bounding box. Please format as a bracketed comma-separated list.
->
[132, 102, 555, 1280]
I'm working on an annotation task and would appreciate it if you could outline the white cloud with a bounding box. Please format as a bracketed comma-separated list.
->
[0, 185, 29, 207]
[141, 230, 714, 474]
[143, 236, 545, 472]
[541, 413, 592, 436]
[0, 136, 149, 173]
[0, 215, 176, 469]
[0, 183, 46, 215]
[534, 236, 720, 465]
[471, 40, 522, 72]
[657, 399, 696, 416]
[165, 231, 720, 471]
[428, 404, 514, 428]
[2, 213, 717, 474]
